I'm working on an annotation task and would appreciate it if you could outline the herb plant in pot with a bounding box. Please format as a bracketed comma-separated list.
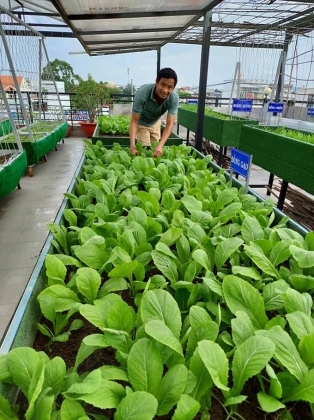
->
[72, 74, 108, 137]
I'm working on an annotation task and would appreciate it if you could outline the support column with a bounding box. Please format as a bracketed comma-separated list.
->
[195, 11, 212, 152]
[275, 33, 292, 104]
[157, 48, 161, 75]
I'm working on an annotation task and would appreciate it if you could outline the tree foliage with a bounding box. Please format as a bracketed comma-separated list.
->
[71, 74, 120, 122]
[42, 59, 80, 92]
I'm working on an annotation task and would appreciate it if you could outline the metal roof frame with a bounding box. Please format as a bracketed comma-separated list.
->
[0, 0, 313, 53]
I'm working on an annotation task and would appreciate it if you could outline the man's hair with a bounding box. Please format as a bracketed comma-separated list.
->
[156, 67, 178, 87]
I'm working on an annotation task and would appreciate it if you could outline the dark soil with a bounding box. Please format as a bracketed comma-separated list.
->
[15, 315, 313, 420]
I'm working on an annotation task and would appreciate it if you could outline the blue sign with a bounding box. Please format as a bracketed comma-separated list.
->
[188, 99, 198, 104]
[307, 108, 314, 116]
[232, 99, 253, 112]
[268, 102, 284, 113]
[230, 148, 252, 179]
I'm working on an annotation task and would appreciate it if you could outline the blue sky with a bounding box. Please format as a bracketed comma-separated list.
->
[44, 37, 239, 90]
[44, 35, 313, 93]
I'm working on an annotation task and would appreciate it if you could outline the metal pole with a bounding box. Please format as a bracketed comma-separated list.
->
[277, 180, 289, 210]
[0, 80, 23, 151]
[195, 11, 212, 152]
[38, 38, 42, 122]
[228, 62, 240, 114]
[275, 33, 292, 104]
[157, 48, 161, 75]
[0, 19, 34, 141]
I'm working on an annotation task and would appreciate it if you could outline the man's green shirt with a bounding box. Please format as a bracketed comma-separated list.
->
[132, 83, 179, 126]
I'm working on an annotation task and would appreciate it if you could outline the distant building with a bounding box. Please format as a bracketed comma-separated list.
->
[294, 87, 314, 107]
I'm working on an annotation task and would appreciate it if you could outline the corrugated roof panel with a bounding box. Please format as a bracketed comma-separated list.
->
[74, 16, 190, 32]
[50, 0, 222, 55]
[82, 31, 177, 43]
[89, 40, 164, 50]
[59, 0, 213, 15]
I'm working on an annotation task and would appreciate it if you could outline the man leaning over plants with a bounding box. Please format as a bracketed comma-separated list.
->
[129, 67, 179, 157]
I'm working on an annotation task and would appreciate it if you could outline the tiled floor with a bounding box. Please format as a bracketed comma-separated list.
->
[0, 133, 277, 346]
[0, 136, 85, 342]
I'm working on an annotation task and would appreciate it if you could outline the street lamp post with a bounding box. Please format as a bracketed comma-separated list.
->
[263, 87, 272, 105]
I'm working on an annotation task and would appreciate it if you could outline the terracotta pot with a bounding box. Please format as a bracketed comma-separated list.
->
[79, 121, 97, 138]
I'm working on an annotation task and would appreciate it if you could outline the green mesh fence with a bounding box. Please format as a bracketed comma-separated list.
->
[239, 125, 314, 196]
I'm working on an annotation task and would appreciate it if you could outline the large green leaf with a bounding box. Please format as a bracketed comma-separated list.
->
[265, 326, 308, 382]
[127, 338, 163, 395]
[284, 288, 312, 316]
[151, 250, 178, 285]
[60, 400, 89, 420]
[161, 190, 176, 210]
[171, 394, 200, 420]
[76, 267, 101, 303]
[114, 391, 158, 420]
[176, 235, 190, 264]
[231, 266, 262, 280]
[98, 277, 128, 297]
[215, 238, 243, 271]
[192, 249, 211, 272]
[231, 311, 255, 347]
[128, 207, 147, 227]
[299, 332, 314, 365]
[45, 254, 66, 285]
[241, 215, 264, 243]
[74, 379, 125, 409]
[156, 365, 188, 415]
[159, 228, 183, 247]
[0, 394, 19, 419]
[38, 285, 80, 314]
[79, 294, 121, 330]
[181, 195, 202, 213]
[186, 321, 219, 358]
[140, 289, 181, 338]
[269, 240, 292, 266]
[107, 298, 135, 333]
[286, 312, 314, 340]
[189, 306, 212, 328]
[65, 369, 102, 396]
[257, 392, 285, 413]
[290, 245, 314, 268]
[244, 243, 280, 279]
[198, 340, 229, 391]
[223, 275, 268, 329]
[75, 244, 110, 270]
[43, 356, 66, 397]
[137, 191, 160, 216]
[7, 347, 40, 397]
[283, 369, 314, 403]
[232, 336, 275, 395]
[145, 320, 183, 356]
[289, 274, 314, 293]
[263, 280, 290, 311]
[189, 349, 213, 402]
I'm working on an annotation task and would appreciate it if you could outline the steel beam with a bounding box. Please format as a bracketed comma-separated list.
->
[195, 11, 212, 152]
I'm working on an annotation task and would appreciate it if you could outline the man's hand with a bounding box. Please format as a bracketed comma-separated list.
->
[130, 145, 139, 156]
[153, 144, 163, 157]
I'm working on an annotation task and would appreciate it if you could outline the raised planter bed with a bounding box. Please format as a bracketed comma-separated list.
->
[177, 107, 258, 147]
[239, 125, 314, 196]
[2, 122, 68, 176]
[0, 144, 311, 419]
[0, 150, 27, 198]
[91, 124, 183, 147]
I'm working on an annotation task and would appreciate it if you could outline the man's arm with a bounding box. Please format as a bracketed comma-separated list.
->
[129, 112, 140, 155]
[153, 114, 175, 157]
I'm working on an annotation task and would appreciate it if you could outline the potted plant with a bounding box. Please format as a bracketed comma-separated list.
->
[72, 74, 108, 137]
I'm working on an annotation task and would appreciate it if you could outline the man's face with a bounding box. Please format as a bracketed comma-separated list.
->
[155, 77, 175, 100]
